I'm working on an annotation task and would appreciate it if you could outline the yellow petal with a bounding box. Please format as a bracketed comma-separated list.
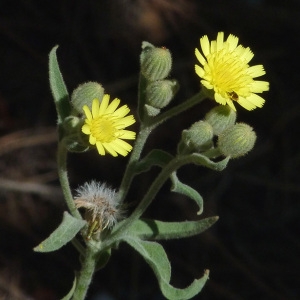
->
[99, 94, 110, 115]
[215, 93, 227, 105]
[103, 143, 118, 157]
[226, 34, 239, 51]
[200, 35, 210, 57]
[251, 80, 269, 93]
[195, 65, 205, 78]
[96, 142, 105, 155]
[226, 100, 236, 111]
[106, 98, 120, 114]
[246, 93, 265, 108]
[89, 135, 96, 145]
[115, 115, 136, 129]
[83, 105, 92, 120]
[119, 130, 136, 140]
[82, 124, 91, 134]
[216, 32, 224, 51]
[114, 138, 133, 152]
[240, 47, 254, 63]
[113, 105, 130, 118]
[247, 65, 265, 78]
[238, 97, 257, 110]
[92, 98, 100, 118]
[111, 139, 132, 156]
[195, 48, 206, 66]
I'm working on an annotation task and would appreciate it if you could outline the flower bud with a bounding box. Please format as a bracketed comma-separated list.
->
[71, 82, 104, 114]
[62, 116, 89, 152]
[140, 41, 172, 81]
[146, 79, 178, 109]
[218, 123, 256, 158]
[205, 105, 237, 135]
[180, 121, 213, 153]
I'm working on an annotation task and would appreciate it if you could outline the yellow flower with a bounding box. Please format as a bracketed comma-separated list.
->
[195, 32, 269, 111]
[82, 95, 136, 157]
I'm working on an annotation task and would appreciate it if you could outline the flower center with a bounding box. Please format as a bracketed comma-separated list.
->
[205, 48, 252, 98]
[90, 116, 117, 143]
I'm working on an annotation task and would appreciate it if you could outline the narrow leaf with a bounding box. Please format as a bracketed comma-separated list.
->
[61, 276, 76, 300]
[128, 216, 218, 240]
[34, 211, 86, 253]
[135, 149, 174, 174]
[125, 237, 210, 299]
[49, 46, 71, 123]
[190, 153, 230, 171]
[125, 238, 171, 282]
[170, 171, 203, 215]
[159, 269, 210, 300]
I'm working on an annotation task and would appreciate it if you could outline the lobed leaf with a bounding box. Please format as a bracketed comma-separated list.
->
[34, 211, 86, 253]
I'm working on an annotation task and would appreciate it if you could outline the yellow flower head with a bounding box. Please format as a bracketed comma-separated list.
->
[195, 32, 269, 111]
[82, 94, 136, 157]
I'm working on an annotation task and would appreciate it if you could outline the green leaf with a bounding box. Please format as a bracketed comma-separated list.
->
[61, 276, 76, 300]
[95, 249, 111, 271]
[189, 153, 230, 171]
[170, 171, 203, 215]
[125, 238, 171, 282]
[135, 149, 174, 174]
[125, 237, 210, 299]
[160, 269, 210, 300]
[34, 211, 86, 252]
[49, 45, 71, 123]
[128, 216, 218, 240]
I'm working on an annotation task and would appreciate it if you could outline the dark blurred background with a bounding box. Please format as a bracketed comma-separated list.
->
[0, 0, 299, 299]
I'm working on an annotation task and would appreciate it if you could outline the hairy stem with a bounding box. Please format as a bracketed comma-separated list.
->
[57, 140, 81, 219]
[72, 242, 97, 300]
[118, 90, 207, 204]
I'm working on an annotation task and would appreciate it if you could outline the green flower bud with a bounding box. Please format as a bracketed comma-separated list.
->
[62, 116, 89, 152]
[218, 123, 256, 158]
[179, 121, 214, 153]
[205, 105, 237, 135]
[71, 82, 104, 114]
[140, 41, 172, 81]
[146, 79, 179, 109]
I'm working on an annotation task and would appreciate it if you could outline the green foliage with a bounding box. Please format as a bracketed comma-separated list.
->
[128, 217, 218, 240]
[125, 237, 209, 300]
[41, 37, 261, 299]
[34, 211, 86, 253]
[49, 46, 71, 125]
[170, 172, 204, 215]
[61, 276, 77, 300]
[135, 149, 174, 173]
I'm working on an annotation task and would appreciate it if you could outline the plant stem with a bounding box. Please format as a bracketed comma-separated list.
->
[72, 242, 97, 300]
[104, 154, 202, 248]
[149, 90, 206, 127]
[117, 124, 153, 203]
[118, 90, 206, 204]
[57, 140, 81, 219]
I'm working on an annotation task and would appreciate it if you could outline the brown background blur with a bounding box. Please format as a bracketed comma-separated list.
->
[0, 0, 299, 299]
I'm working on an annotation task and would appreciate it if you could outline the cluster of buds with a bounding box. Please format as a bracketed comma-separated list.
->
[179, 105, 257, 159]
[140, 42, 179, 116]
